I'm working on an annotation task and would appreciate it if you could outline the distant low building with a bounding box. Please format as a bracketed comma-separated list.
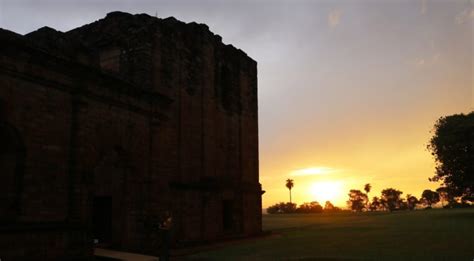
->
[0, 12, 262, 259]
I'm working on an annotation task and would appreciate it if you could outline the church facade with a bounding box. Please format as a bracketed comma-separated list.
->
[0, 12, 261, 259]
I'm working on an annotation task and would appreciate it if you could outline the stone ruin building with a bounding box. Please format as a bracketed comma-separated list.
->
[0, 11, 262, 259]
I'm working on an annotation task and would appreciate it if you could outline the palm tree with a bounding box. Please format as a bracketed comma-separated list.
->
[364, 183, 372, 209]
[286, 179, 294, 203]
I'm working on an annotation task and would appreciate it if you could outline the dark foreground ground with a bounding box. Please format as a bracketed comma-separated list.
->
[184, 208, 474, 260]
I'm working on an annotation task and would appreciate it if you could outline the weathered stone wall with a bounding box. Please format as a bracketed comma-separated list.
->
[150, 14, 261, 243]
[0, 31, 92, 259]
[0, 11, 260, 259]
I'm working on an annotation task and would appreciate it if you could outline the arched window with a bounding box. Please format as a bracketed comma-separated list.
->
[0, 101, 25, 223]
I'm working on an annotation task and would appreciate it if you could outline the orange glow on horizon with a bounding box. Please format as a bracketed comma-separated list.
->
[309, 181, 343, 205]
[290, 167, 337, 177]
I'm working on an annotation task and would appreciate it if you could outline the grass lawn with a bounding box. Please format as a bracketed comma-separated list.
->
[185, 208, 474, 260]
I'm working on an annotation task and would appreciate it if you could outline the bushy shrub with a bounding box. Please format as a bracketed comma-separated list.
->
[267, 202, 297, 214]
[296, 201, 323, 213]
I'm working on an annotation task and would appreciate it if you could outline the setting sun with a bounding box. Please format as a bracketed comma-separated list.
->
[310, 181, 343, 204]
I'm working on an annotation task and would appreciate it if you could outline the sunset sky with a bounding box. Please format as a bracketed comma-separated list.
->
[1, 0, 472, 208]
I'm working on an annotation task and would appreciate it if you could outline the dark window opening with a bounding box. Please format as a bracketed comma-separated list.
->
[0, 117, 25, 222]
[92, 196, 113, 245]
[223, 200, 234, 232]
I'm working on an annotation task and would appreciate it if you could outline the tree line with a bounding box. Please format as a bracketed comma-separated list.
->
[348, 112, 474, 211]
[267, 112, 473, 214]
[267, 200, 341, 214]
[347, 183, 471, 212]
[267, 182, 469, 214]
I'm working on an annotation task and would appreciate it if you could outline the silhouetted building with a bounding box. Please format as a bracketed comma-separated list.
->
[0, 11, 261, 259]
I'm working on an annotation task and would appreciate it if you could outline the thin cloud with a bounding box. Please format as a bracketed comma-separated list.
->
[420, 0, 427, 15]
[412, 53, 441, 67]
[328, 9, 342, 28]
[415, 58, 426, 67]
[290, 167, 339, 177]
[455, 8, 474, 24]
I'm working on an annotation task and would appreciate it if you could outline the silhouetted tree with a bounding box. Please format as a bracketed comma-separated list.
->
[286, 179, 294, 204]
[322, 201, 341, 212]
[398, 199, 409, 210]
[436, 186, 460, 208]
[324, 201, 334, 210]
[436, 187, 448, 207]
[296, 201, 323, 213]
[267, 205, 279, 214]
[421, 189, 440, 208]
[381, 188, 403, 211]
[266, 204, 279, 214]
[428, 112, 474, 199]
[267, 202, 297, 214]
[369, 196, 381, 211]
[379, 198, 388, 211]
[347, 189, 368, 212]
[406, 194, 419, 210]
[364, 183, 372, 208]
[281, 202, 297, 213]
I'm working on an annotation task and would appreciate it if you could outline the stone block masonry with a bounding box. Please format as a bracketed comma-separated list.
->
[0, 11, 262, 259]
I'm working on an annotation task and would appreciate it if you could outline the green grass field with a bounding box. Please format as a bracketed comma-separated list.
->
[186, 208, 474, 260]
